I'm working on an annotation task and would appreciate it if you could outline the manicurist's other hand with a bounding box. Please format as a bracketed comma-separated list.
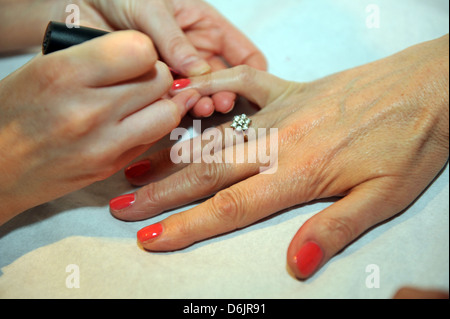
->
[83, 0, 267, 117]
[0, 31, 201, 226]
[1, 0, 266, 117]
[111, 34, 449, 279]
[0, 0, 266, 225]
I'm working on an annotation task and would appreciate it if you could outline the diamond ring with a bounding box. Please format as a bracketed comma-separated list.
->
[231, 114, 252, 132]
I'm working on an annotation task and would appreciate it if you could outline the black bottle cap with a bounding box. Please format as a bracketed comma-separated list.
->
[42, 21, 109, 55]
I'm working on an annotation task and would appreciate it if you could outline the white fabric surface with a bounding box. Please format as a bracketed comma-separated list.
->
[0, 0, 448, 299]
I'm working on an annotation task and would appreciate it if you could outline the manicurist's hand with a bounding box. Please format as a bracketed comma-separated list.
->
[0, 31, 200, 226]
[82, 0, 267, 117]
[1, 0, 266, 117]
[111, 35, 448, 279]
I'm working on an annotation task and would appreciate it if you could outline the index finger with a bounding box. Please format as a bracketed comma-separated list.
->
[49, 30, 159, 87]
[136, 169, 289, 251]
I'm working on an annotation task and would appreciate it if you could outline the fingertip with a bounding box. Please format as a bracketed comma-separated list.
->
[141, 9, 210, 78]
[286, 217, 327, 280]
[287, 185, 395, 280]
[170, 80, 236, 115]
[138, 218, 191, 252]
[170, 89, 202, 117]
[290, 241, 324, 279]
[190, 97, 215, 118]
[181, 56, 212, 77]
[171, 78, 191, 91]
[124, 159, 152, 186]
[137, 223, 164, 245]
[212, 92, 236, 114]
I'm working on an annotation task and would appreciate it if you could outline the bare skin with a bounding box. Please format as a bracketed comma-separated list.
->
[0, 0, 266, 225]
[393, 287, 448, 299]
[112, 35, 449, 279]
[0, 0, 267, 116]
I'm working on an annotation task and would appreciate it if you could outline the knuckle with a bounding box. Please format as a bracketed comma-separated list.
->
[55, 108, 102, 140]
[69, 151, 116, 183]
[320, 216, 356, 251]
[166, 33, 191, 58]
[232, 65, 269, 103]
[188, 164, 224, 190]
[34, 56, 69, 92]
[172, 212, 195, 242]
[199, 72, 215, 89]
[209, 189, 243, 229]
[234, 65, 257, 85]
[80, 145, 109, 166]
[142, 183, 163, 213]
[125, 30, 157, 65]
[96, 163, 121, 181]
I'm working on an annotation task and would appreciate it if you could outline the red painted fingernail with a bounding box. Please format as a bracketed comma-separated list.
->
[109, 194, 135, 211]
[137, 223, 163, 243]
[172, 79, 191, 90]
[125, 160, 151, 180]
[294, 242, 323, 277]
[169, 67, 182, 76]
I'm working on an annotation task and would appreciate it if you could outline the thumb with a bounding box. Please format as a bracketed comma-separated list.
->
[171, 65, 295, 108]
[49, 30, 158, 87]
[139, 7, 211, 77]
[287, 179, 404, 279]
[88, 0, 211, 76]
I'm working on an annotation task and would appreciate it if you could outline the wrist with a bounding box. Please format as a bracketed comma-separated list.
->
[0, 0, 67, 52]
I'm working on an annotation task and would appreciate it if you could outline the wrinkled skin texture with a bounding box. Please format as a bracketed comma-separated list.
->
[114, 35, 449, 279]
[77, 0, 268, 116]
[0, 0, 266, 225]
[0, 31, 197, 225]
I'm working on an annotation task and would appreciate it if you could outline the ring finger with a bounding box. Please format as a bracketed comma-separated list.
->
[123, 113, 270, 186]
[110, 118, 274, 221]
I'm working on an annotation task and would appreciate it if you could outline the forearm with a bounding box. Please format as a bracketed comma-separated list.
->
[0, 0, 66, 52]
